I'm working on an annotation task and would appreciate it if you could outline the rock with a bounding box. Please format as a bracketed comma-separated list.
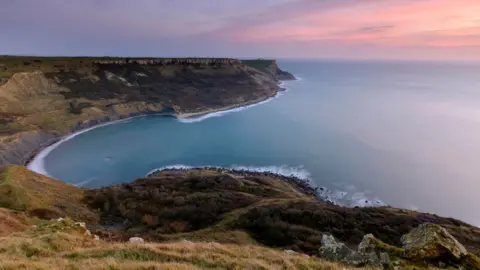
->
[129, 237, 145, 244]
[57, 217, 65, 222]
[74, 222, 86, 228]
[181, 239, 193, 244]
[93, 235, 100, 241]
[345, 251, 384, 267]
[319, 234, 394, 268]
[358, 234, 378, 253]
[401, 223, 468, 262]
[379, 252, 392, 269]
[318, 234, 354, 261]
[284, 250, 296, 254]
[84, 230, 92, 236]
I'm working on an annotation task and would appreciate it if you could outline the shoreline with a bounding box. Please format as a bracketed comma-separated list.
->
[25, 82, 291, 174]
[176, 92, 277, 119]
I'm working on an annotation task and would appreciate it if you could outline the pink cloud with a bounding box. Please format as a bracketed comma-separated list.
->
[215, 0, 480, 48]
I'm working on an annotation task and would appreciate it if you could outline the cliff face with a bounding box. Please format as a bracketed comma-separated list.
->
[0, 57, 294, 165]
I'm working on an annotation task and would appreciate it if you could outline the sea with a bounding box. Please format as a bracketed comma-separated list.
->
[28, 60, 480, 226]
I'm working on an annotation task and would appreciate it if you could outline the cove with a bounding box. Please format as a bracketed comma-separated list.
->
[29, 60, 480, 225]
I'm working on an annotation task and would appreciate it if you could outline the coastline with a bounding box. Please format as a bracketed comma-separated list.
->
[176, 92, 277, 119]
[25, 83, 291, 174]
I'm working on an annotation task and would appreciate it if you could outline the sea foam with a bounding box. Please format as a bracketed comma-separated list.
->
[27, 119, 131, 177]
[177, 78, 298, 124]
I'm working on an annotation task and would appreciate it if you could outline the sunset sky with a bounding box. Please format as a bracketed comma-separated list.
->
[2, 0, 480, 60]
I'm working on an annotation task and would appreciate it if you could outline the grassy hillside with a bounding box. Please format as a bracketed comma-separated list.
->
[0, 56, 288, 165]
[0, 166, 97, 222]
[0, 218, 395, 270]
[0, 56, 277, 135]
[84, 169, 480, 258]
[0, 166, 479, 269]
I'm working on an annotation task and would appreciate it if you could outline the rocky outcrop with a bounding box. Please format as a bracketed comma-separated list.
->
[319, 234, 392, 268]
[318, 224, 480, 269]
[0, 132, 58, 165]
[401, 223, 468, 262]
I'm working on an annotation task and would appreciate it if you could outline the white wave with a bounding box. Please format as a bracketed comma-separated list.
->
[74, 178, 95, 187]
[178, 96, 279, 124]
[27, 118, 131, 177]
[178, 75, 303, 124]
[145, 164, 386, 208]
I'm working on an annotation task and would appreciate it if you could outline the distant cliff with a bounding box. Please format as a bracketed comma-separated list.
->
[0, 56, 295, 165]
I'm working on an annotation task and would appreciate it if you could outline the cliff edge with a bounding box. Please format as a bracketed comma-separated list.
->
[0, 56, 295, 165]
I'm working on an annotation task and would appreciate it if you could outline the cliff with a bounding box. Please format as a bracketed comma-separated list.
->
[0, 56, 295, 165]
[0, 166, 479, 269]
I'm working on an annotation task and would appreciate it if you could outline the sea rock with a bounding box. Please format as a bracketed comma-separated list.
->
[401, 223, 468, 262]
[129, 237, 145, 244]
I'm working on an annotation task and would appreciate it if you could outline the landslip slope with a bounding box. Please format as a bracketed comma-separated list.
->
[0, 56, 293, 165]
[0, 166, 479, 269]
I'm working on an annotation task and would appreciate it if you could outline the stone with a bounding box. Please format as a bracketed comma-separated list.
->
[401, 223, 468, 262]
[75, 222, 86, 228]
[93, 235, 100, 241]
[318, 234, 355, 261]
[284, 249, 296, 254]
[379, 252, 392, 269]
[181, 239, 193, 244]
[345, 251, 382, 267]
[129, 237, 145, 244]
[358, 234, 378, 253]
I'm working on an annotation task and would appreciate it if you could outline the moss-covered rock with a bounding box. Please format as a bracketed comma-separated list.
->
[401, 223, 468, 263]
[460, 253, 480, 269]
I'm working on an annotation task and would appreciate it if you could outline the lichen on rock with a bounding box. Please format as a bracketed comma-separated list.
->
[401, 223, 468, 262]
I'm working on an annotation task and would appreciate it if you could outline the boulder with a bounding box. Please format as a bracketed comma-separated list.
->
[319, 234, 393, 268]
[401, 223, 468, 262]
[318, 234, 354, 261]
[358, 234, 378, 253]
[129, 237, 145, 244]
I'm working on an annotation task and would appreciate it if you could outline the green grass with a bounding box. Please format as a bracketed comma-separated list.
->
[241, 59, 275, 70]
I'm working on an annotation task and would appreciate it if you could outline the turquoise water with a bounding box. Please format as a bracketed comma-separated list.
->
[31, 60, 480, 225]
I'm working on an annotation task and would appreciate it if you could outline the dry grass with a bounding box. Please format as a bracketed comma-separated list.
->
[0, 207, 31, 237]
[0, 166, 98, 222]
[0, 219, 384, 270]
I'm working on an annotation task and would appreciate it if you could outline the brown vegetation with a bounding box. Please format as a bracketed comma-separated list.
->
[83, 169, 480, 259]
[0, 167, 477, 269]
[0, 166, 97, 222]
[0, 218, 380, 270]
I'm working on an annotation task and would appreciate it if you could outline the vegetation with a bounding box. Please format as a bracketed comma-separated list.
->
[241, 59, 276, 70]
[0, 217, 388, 270]
[0, 166, 97, 222]
[0, 55, 280, 142]
[82, 169, 480, 259]
[0, 166, 479, 268]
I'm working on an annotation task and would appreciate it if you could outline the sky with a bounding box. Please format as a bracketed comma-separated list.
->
[1, 0, 480, 60]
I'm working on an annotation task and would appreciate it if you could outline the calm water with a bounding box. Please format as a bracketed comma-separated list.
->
[33, 60, 480, 225]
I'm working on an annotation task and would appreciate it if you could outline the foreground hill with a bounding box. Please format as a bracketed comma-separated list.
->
[1, 166, 479, 269]
[0, 56, 293, 165]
